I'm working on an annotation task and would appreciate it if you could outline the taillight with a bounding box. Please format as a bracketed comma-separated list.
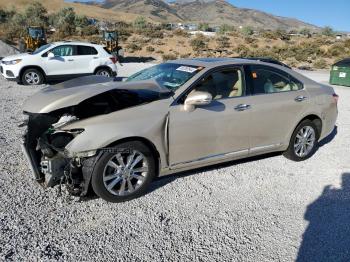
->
[333, 93, 339, 104]
[110, 57, 117, 64]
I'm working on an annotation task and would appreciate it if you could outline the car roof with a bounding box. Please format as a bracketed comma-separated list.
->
[52, 41, 102, 48]
[169, 57, 283, 68]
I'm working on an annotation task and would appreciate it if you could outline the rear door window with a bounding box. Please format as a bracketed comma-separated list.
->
[77, 45, 98, 55]
[249, 65, 302, 95]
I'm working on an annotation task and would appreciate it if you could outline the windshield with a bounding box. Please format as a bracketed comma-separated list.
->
[32, 44, 52, 55]
[126, 63, 203, 91]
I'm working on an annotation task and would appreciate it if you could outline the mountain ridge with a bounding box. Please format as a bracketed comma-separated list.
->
[98, 0, 319, 31]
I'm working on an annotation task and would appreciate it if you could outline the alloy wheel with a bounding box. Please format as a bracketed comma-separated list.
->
[25, 72, 40, 85]
[293, 126, 316, 158]
[98, 70, 111, 77]
[102, 150, 148, 196]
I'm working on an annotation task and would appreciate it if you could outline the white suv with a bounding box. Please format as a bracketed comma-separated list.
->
[0, 41, 118, 85]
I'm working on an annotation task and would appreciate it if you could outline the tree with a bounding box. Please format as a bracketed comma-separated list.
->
[0, 8, 15, 23]
[24, 2, 48, 27]
[322, 26, 334, 37]
[134, 16, 147, 30]
[56, 7, 76, 37]
[242, 26, 254, 36]
[7, 13, 26, 39]
[75, 15, 90, 28]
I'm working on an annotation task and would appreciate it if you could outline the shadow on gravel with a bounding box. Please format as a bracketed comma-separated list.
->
[318, 126, 338, 148]
[121, 56, 156, 63]
[297, 172, 350, 262]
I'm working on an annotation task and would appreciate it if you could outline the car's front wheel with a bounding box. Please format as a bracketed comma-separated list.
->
[22, 68, 44, 85]
[95, 68, 112, 78]
[91, 141, 156, 202]
[284, 120, 319, 161]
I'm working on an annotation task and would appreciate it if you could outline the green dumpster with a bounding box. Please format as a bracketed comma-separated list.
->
[330, 58, 350, 87]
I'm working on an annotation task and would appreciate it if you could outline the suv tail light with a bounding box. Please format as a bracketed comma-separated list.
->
[333, 93, 339, 104]
[110, 57, 117, 64]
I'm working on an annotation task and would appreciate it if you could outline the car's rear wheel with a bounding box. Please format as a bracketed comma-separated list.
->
[91, 141, 156, 202]
[22, 68, 44, 85]
[95, 68, 111, 78]
[283, 120, 319, 161]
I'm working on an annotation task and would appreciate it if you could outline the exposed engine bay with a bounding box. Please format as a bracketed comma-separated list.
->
[21, 77, 173, 196]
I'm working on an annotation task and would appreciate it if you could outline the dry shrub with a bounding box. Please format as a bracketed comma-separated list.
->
[126, 43, 142, 53]
[313, 58, 328, 69]
[146, 46, 155, 52]
[162, 53, 177, 61]
[173, 29, 189, 37]
[216, 36, 230, 49]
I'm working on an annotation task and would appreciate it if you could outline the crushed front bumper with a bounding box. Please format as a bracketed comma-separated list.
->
[21, 141, 45, 183]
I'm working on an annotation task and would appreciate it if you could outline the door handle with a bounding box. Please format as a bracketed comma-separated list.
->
[295, 96, 308, 102]
[93, 57, 99, 59]
[234, 104, 251, 111]
[67, 59, 74, 62]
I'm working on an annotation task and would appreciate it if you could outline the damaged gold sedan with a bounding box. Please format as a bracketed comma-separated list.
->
[21, 59, 338, 202]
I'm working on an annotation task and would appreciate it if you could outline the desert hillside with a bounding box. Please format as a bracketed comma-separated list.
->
[0, 0, 144, 23]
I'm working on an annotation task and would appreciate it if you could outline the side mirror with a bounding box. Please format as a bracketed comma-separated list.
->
[47, 52, 55, 59]
[184, 91, 212, 112]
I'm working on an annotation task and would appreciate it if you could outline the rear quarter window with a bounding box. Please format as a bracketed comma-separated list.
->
[77, 46, 98, 55]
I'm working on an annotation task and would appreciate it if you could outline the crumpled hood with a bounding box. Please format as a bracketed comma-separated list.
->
[23, 76, 172, 113]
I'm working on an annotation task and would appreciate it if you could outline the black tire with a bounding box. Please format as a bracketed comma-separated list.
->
[283, 120, 320, 161]
[21, 68, 44, 85]
[91, 141, 156, 203]
[95, 68, 112, 78]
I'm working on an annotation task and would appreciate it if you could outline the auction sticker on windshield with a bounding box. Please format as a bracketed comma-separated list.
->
[176, 66, 199, 73]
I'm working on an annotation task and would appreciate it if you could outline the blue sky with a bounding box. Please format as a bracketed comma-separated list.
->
[67, 0, 349, 31]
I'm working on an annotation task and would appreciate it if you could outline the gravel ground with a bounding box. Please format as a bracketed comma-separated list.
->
[0, 68, 349, 261]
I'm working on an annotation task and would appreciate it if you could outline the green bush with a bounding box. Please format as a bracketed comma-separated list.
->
[218, 24, 235, 35]
[0, 8, 15, 23]
[242, 26, 254, 36]
[322, 26, 334, 37]
[56, 7, 76, 37]
[134, 16, 147, 30]
[299, 28, 311, 36]
[198, 23, 209, 31]
[75, 15, 90, 28]
[24, 2, 48, 27]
